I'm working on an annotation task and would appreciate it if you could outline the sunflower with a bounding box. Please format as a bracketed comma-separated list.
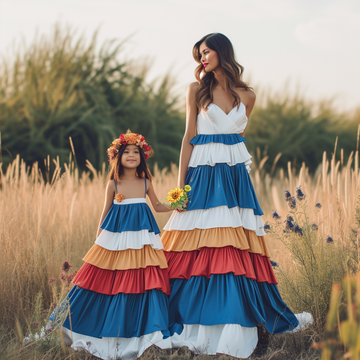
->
[166, 188, 183, 203]
[184, 185, 191, 192]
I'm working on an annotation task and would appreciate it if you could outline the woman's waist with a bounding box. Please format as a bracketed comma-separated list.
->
[190, 133, 246, 146]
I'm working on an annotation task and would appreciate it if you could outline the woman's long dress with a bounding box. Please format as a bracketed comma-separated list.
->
[161, 103, 299, 358]
[51, 191, 171, 360]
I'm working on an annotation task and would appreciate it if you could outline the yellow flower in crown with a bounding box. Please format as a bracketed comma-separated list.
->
[184, 185, 191, 192]
[106, 129, 154, 161]
[166, 188, 184, 203]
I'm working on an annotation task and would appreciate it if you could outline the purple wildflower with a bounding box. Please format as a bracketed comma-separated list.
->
[284, 190, 292, 200]
[52, 302, 57, 307]
[86, 341, 92, 346]
[311, 223, 318, 231]
[288, 196, 296, 209]
[296, 186, 306, 201]
[62, 261, 72, 273]
[294, 223, 303, 236]
[326, 236, 334, 243]
[284, 216, 295, 232]
[272, 210, 281, 220]
[32, 322, 39, 326]
[315, 203, 322, 209]
[270, 260, 279, 268]
[264, 223, 271, 232]
[48, 277, 56, 283]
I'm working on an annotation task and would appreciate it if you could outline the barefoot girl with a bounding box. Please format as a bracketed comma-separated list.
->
[51, 130, 173, 360]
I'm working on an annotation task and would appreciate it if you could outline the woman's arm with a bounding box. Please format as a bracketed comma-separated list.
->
[240, 90, 256, 138]
[146, 180, 172, 213]
[178, 82, 199, 188]
[96, 180, 115, 237]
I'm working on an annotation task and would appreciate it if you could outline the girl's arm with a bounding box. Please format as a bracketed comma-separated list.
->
[96, 180, 115, 237]
[146, 180, 172, 213]
[177, 82, 199, 188]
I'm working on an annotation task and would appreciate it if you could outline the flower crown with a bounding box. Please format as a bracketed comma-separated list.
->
[106, 129, 154, 161]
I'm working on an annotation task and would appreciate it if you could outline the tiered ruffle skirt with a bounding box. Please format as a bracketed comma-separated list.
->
[162, 134, 299, 358]
[53, 198, 171, 360]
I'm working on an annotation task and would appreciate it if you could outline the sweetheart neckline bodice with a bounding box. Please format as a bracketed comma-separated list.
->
[196, 102, 248, 134]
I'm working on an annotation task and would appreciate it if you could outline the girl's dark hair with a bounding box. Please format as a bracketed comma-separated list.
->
[106, 145, 152, 183]
[192, 33, 252, 110]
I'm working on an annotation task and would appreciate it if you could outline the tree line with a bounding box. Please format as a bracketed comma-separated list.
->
[0, 26, 358, 175]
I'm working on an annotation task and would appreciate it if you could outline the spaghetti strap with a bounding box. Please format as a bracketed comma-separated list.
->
[144, 178, 147, 198]
[113, 179, 118, 194]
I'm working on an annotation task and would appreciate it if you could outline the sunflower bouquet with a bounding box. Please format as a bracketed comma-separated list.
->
[160, 185, 191, 211]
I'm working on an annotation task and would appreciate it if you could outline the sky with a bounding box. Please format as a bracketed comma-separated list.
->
[0, 0, 359, 111]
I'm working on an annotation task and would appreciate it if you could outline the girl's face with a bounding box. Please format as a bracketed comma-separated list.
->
[199, 41, 220, 73]
[121, 144, 141, 169]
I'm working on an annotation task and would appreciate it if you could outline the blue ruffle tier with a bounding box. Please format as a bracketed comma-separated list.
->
[186, 163, 263, 215]
[190, 133, 246, 145]
[52, 286, 170, 338]
[169, 274, 299, 336]
[101, 203, 160, 234]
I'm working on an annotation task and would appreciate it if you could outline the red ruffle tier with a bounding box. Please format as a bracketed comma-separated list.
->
[164, 246, 278, 284]
[73, 262, 171, 295]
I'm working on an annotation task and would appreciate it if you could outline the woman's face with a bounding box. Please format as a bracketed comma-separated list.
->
[121, 144, 141, 169]
[199, 41, 220, 73]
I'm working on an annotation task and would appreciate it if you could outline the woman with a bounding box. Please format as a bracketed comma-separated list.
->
[161, 33, 300, 358]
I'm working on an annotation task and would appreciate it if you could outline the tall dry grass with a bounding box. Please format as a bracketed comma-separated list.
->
[0, 141, 359, 358]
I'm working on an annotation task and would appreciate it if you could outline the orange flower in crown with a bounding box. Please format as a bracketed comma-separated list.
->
[106, 129, 154, 161]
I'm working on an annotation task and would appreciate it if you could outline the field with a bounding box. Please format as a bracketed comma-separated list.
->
[0, 140, 359, 359]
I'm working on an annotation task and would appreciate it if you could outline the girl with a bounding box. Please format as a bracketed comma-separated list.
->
[51, 130, 173, 360]
[161, 33, 302, 358]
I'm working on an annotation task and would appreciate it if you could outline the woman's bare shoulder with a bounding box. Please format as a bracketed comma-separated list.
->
[237, 87, 256, 106]
[188, 81, 199, 93]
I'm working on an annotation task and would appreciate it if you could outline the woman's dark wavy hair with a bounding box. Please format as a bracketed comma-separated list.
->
[193, 33, 252, 110]
[106, 145, 152, 183]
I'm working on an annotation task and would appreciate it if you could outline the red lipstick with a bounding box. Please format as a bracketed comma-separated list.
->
[203, 63, 208, 67]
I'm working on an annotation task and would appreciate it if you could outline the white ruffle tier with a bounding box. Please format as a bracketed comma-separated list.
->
[163, 206, 266, 236]
[189, 142, 252, 171]
[62, 327, 172, 360]
[96, 230, 163, 251]
[170, 324, 257, 358]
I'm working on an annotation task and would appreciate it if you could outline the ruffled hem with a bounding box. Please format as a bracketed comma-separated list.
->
[188, 141, 252, 169]
[186, 163, 262, 214]
[73, 263, 171, 295]
[163, 206, 266, 236]
[96, 229, 163, 251]
[100, 202, 160, 234]
[161, 227, 269, 256]
[169, 324, 257, 359]
[168, 274, 299, 334]
[59, 287, 170, 338]
[62, 327, 171, 360]
[83, 244, 168, 270]
[164, 247, 277, 284]
[190, 133, 246, 145]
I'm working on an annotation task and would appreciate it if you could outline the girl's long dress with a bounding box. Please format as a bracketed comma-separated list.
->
[161, 103, 299, 358]
[51, 191, 171, 360]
